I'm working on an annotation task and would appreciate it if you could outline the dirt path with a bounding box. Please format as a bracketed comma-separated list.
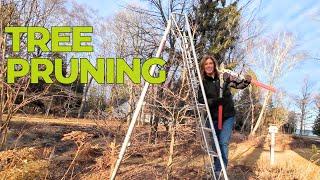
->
[228, 135, 320, 180]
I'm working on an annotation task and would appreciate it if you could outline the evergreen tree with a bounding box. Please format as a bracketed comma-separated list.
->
[283, 111, 297, 134]
[193, 0, 240, 63]
[313, 108, 320, 136]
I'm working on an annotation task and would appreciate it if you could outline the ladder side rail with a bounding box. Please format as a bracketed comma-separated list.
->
[179, 29, 217, 176]
[169, 26, 209, 151]
[183, 42, 216, 159]
[170, 22, 214, 174]
[110, 18, 173, 180]
[184, 14, 228, 180]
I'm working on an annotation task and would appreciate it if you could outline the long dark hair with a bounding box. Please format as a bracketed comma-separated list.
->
[200, 55, 219, 78]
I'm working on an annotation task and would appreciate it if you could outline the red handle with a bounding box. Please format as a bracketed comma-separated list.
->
[251, 79, 276, 92]
[218, 105, 223, 130]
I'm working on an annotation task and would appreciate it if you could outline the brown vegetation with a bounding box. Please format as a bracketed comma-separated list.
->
[0, 117, 319, 180]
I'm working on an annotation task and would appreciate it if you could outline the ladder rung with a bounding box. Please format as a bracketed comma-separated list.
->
[191, 79, 198, 83]
[188, 62, 194, 65]
[207, 150, 218, 157]
[188, 83, 198, 88]
[189, 82, 198, 86]
[202, 127, 212, 132]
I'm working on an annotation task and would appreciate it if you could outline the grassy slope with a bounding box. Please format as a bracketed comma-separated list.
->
[0, 115, 319, 180]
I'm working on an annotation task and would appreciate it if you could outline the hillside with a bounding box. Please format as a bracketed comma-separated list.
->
[0, 116, 319, 180]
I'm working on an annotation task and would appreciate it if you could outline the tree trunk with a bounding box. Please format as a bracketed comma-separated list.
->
[299, 105, 305, 136]
[140, 102, 145, 126]
[249, 86, 255, 133]
[0, 34, 5, 127]
[0, 30, 7, 130]
[138, 110, 141, 126]
[137, 102, 146, 126]
[127, 83, 133, 125]
[250, 91, 271, 136]
[149, 115, 159, 144]
[148, 113, 155, 143]
[78, 77, 93, 118]
[166, 124, 175, 179]
[45, 96, 53, 117]
[64, 86, 73, 118]
[241, 112, 250, 133]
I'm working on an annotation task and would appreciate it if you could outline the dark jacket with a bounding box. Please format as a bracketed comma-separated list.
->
[197, 73, 250, 121]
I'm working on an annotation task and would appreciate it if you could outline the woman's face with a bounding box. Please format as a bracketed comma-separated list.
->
[204, 58, 215, 76]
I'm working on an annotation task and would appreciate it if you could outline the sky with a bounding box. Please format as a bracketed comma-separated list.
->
[242, 0, 320, 95]
[74, 0, 320, 127]
[239, 0, 320, 129]
[75, 0, 142, 17]
[74, 0, 320, 89]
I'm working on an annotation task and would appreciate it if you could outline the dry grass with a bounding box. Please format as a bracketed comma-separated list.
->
[228, 133, 320, 180]
[253, 158, 317, 180]
[0, 119, 107, 180]
[9, 114, 123, 127]
[1, 117, 320, 179]
[0, 147, 51, 180]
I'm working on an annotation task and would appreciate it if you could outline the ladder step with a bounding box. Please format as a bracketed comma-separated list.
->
[202, 127, 212, 132]
[189, 82, 199, 87]
[207, 150, 218, 157]
[191, 79, 198, 83]
[176, 15, 228, 179]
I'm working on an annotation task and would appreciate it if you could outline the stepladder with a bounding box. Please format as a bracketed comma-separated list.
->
[171, 13, 228, 180]
[110, 12, 228, 180]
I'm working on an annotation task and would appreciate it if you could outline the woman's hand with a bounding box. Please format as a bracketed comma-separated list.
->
[244, 74, 252, 83]
[223, 72, 236, 83]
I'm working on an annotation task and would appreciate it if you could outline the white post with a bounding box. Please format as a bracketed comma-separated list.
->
[268, 125, 278, 165]
[109, 19, 172, 180]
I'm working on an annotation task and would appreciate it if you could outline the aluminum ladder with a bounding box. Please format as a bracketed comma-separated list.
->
[170, 13, 228, 180]
[110, 13, 228, 180]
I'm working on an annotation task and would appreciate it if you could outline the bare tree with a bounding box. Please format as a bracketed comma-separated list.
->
[294, 78, 314, 136]
[145, 67, 192, 178]
[248, 32, 305, 135]
[0, 0, 66, 147]
[106, 8, 158, 123]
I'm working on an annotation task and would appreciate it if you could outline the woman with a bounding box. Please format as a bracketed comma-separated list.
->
[197, 55, 251, 175]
